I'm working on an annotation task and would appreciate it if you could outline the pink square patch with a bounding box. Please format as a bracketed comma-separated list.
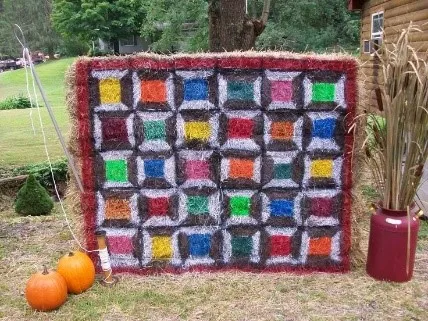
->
[107, 236, 134, 254]
[185, 160, 210, 179]
[271, 81, 293, 102]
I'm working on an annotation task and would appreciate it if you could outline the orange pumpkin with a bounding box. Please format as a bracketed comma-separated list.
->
[25, 266, 68, 311]
[57, 251, 95, 294]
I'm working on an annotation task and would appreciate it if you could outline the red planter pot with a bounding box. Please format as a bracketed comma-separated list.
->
[366, 207, 420, 282]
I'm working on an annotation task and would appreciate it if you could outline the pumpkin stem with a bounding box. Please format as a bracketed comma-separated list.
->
[68, 252, 74, 257]
[42, 265, 49, 275]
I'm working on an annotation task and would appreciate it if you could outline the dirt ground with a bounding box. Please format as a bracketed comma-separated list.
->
[1, 194, 427, 321]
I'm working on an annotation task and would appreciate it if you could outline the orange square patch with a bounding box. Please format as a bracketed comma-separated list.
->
[141, 80, 167, 103]
[308, 236, 332, 256]
[105, 198, 131, 220]
[229, 159, 254, 179]
[271, 121, 294, 140]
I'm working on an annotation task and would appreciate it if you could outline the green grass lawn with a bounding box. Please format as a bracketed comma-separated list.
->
[0, 58, 75, 167]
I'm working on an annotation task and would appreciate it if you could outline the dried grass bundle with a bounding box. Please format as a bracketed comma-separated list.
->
[364, 24, 428, 210]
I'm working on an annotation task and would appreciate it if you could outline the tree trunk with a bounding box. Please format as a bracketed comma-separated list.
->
[112, 39, 120, 55]
[208, 0, 269, 52]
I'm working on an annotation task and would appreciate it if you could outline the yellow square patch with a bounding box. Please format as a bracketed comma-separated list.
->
[151, 236, 172, 260]
[99, 78, 121, 104]
[184, 121, 211, 141]
[311, 159, 333, 178]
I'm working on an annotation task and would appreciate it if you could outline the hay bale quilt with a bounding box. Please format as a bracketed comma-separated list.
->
[70, 53, 357, 274]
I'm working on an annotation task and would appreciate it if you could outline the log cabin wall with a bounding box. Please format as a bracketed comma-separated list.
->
[359, 0, 428, 111]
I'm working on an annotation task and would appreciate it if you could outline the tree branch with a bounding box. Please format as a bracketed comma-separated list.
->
[260, 0, 271, 25]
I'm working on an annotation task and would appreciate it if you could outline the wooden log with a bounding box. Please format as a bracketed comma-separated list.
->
[361, 18, 428, 33]
[362, 7, 428, 26]
[0, 175, 28, 185]
[362, 0, 390, 12]
[384, 9, 428, 28]
[384, 1, 428, 20]
[359, 80, 385, 89]
[361, 3, 388, 19]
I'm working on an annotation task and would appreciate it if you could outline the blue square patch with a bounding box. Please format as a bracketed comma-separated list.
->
[188, 234, 211, 257]
[144, 159, 165, 178]
[270, 199, 294, 217]
[312, 118, 336, 139]
[184, 79, 208, 101]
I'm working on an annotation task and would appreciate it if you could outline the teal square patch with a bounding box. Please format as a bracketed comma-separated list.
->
[227, 81, 254, 100]
[143, 120, 166, 141]
[274, 163, 292, 179]
[231, 236, 252, 257]
[187, 196, 209, 215]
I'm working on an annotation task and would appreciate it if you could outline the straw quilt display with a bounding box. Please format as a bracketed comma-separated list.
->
[70, 53, 357, 274]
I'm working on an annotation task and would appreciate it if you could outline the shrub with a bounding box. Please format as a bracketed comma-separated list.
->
[12, 159, 68, 191]
[15, 174, 54, 216]
[57, 38, 90, 57]
[0, 95, 32, 110]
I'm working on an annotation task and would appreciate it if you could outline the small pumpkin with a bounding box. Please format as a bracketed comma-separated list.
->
[57, 251, 95, 294]
[25, 266, 68, 311]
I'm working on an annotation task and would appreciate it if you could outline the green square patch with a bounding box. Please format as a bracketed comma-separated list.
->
[187, 196, 209, 215]
[143, 120, 166, 141]
[312, 83, 335, 102]
[231, 236, 252, 257]
[274, 163, 292, 179]
[105, 159, 128, 182]
[230, 196, 251, 217]
[227, 81, 254, 100]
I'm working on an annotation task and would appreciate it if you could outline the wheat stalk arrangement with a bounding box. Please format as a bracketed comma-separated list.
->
[364, 24, 428, 210]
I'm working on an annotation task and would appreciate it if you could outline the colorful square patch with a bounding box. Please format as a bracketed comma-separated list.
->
[264, 113, 303, 151]
[176, 70, 216, 110]
[218, 72, 262, 110]
[96, 192, 139, 227]
[261, 191, 302, 226]
[94, 114, 134, 150]
[91, 70, 131, 111]
[265, 227, 298, 265]
[220, 111, 263, 152]
[177, 150, 218, 188]
[177, 112, 219, 149]
[133, 71, 174, 110]
[262, 151, 303, 189]
[303, 72, 346, 110]
[221, 155, 261, 189]
[263, 71, 303, 110]
[137, 156, 176, 188]
[224, 190, 260, 226]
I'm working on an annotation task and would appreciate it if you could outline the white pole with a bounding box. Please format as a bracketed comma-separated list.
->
[25, 49, 84, 193]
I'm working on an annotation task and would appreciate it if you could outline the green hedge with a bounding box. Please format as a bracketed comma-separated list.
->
[0, 95, 32, 110]
[12, 159, 68, 190]
[15, 174, 54, 216]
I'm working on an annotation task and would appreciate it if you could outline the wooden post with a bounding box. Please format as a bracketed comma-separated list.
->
[95, 230, 117, 285]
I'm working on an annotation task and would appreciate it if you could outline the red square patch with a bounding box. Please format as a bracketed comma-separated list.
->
[227, 118, 254, 139]
[148, 197, 169, 216]
[102, 117, 128, 142]
[310, 198, 333, 217]
[269, 235, 292, 257]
